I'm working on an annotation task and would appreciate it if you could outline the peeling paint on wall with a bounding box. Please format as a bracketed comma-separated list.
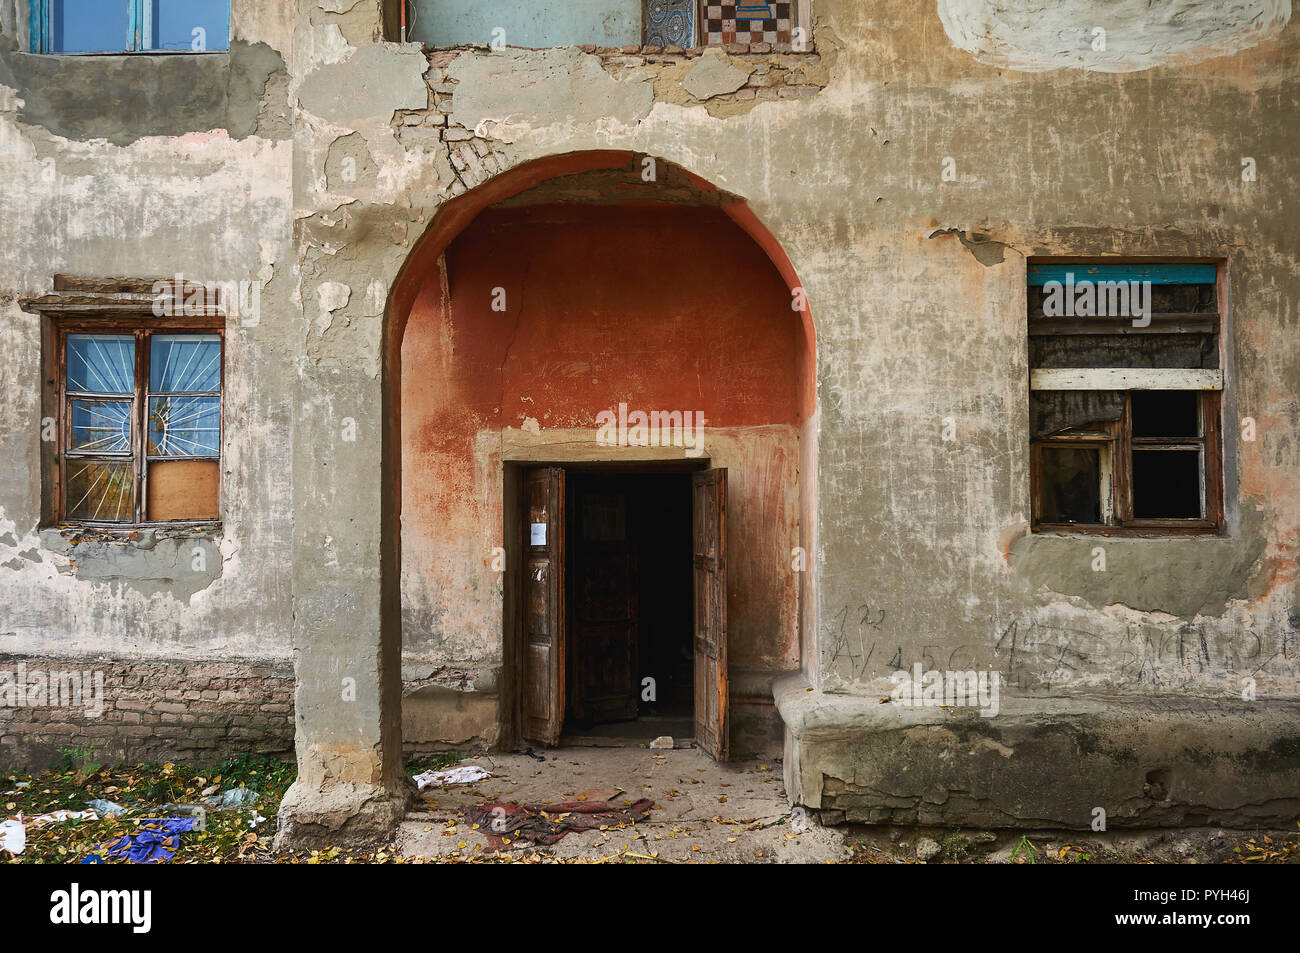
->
[937, 0, 1293, 73]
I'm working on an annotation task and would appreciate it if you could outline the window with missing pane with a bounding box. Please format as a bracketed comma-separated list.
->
[1028, 262, 1224, 535]
[59, 329, 222, 525]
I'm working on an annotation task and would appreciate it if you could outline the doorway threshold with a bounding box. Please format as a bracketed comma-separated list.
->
[560, 734, 697, 749]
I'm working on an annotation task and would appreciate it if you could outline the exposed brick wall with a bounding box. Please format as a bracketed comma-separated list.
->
[0, 655, 295, 771]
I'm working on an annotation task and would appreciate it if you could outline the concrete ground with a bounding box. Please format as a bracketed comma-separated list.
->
[396, 746, 849, 863]
[396, 747, 1300, 864]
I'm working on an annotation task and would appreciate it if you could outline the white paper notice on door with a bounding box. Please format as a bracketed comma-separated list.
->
[530, 522, 547, 546]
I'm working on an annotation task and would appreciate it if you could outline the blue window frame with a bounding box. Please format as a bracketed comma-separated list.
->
[31, 0, 230, 54]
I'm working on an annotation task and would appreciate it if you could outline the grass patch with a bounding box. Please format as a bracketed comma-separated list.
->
[3, 754, 295, 864]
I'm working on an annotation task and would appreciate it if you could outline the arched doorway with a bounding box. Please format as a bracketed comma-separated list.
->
[389, 152, 817, 762]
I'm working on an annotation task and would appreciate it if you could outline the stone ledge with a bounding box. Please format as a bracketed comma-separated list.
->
[774, 672, 1300, 829]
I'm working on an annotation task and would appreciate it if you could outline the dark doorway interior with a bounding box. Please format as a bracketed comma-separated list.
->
[563, 470, 694, 742]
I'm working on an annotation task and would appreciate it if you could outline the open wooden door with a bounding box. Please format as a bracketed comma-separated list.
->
[522, 467, 565, 745]
[692, 467, 728, 760]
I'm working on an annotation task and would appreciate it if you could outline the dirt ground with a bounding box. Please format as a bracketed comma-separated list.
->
[398, 747, 848, 863]
[396, 747, 1300, 864]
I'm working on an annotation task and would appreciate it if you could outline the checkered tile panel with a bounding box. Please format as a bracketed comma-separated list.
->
[701, 2, 794, 46]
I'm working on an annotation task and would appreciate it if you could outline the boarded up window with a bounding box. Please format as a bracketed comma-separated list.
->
[1028, 262, 1223, 534]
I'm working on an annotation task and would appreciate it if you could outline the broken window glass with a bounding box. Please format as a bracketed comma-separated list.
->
[63, 335, 136, 523]
[69, 400, 132, 453]
[67, 334, 134, 395]
[59, 328, 221, 524]
[1039, 447, 1103, 524]
[65, 460, 133, 523]
[1031, 390, 1124, 439]
[147, 335, 221, 457]
[1131, 390, 1200, 439]
[1028, 262, 1222, 532]
[145, 334, 221, 520]
[147, 396, 220, 456]
[1132, 448, 1202, 519]
[149, 334, 221, 392]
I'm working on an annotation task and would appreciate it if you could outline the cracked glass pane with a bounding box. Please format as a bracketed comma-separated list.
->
[148, 396, 220, 457]
[67, 334, 135, 395]
[66, 460, 133, 522]
[69, 399, 132, 454]
[149, 334, 221, 393]
[1040, 446, 1101, 524]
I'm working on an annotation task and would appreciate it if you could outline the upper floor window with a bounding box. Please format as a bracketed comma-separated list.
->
[407, 1, 807, 50]
[1028, 262, 1224, 535]
[32, 0, 231, 54]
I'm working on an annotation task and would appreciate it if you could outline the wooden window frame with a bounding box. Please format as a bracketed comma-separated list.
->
[1031, 390, 1223, 536]
[52, 315, 224, 529]
[1028, 258, 1226, 537]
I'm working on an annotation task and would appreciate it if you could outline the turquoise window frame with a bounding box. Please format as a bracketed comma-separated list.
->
[29, 0, 231, 54]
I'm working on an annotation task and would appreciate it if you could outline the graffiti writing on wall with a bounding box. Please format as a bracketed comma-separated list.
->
[825, 600, 1300, 691]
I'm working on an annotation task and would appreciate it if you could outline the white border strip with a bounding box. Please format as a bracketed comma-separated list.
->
[1030, 368, 1223, 390]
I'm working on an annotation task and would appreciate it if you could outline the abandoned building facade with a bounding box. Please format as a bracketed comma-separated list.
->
[1, 0, 1298, 845]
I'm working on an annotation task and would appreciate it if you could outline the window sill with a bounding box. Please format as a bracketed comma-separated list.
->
[1033, 523, 1223, 538]
[40, 523, 222, 551]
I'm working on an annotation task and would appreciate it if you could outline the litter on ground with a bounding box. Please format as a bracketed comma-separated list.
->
[413, 765, 492, 790]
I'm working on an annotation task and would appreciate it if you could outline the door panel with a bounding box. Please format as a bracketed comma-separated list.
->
[692, 467, 728, 760]
[570, 483, 638, 723]
[522, 467, 565, 745]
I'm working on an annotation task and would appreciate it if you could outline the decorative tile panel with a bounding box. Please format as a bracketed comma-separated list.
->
[646, 0, 696, 48]
[700, 2, 794, 46]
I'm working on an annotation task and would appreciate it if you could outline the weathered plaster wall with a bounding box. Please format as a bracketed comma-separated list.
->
[938, 0, 1293, 73]
[0, 0, 1294, 834]
[0, 1, 295, 668]
[370, 0, 1299, 706]
[799, 5, 1300, 704]
[341, 0, 1296, 826]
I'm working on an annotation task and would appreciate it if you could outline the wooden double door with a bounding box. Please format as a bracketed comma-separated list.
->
[519, 465, 729, 760]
